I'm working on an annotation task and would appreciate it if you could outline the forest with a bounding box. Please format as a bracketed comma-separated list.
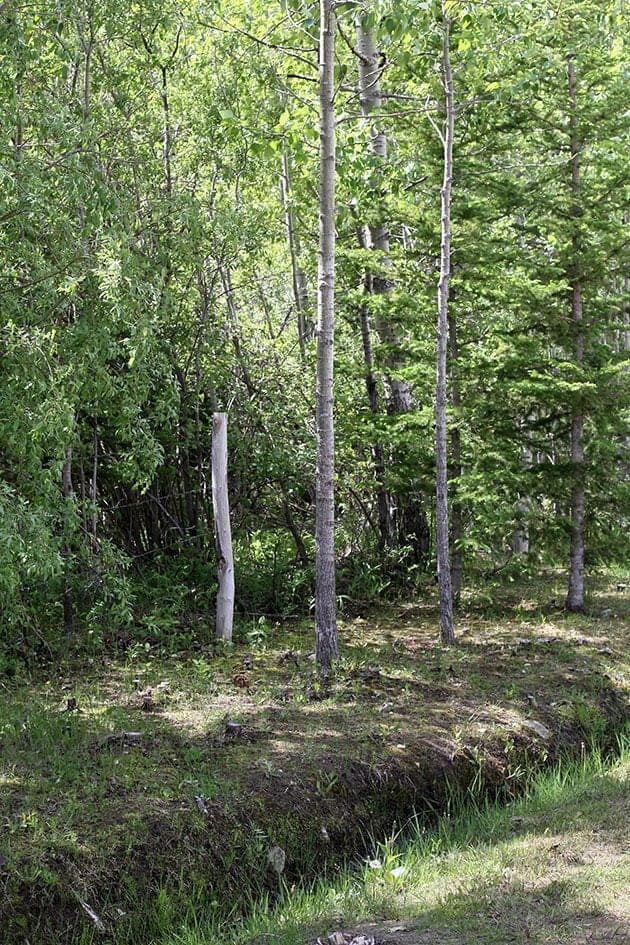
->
[0, 1, 628, 943]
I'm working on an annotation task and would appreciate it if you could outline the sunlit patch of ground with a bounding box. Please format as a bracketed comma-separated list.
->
[313, 758, 629, 945]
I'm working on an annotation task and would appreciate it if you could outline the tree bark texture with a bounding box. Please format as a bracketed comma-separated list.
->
[436, 9, 455, 644]
[315, 0, 338, 673]
[212, 412, 234, 641]
[355, 14, 413, 415]
[566, 55, 585, 614]
[448, 313, 462, 604]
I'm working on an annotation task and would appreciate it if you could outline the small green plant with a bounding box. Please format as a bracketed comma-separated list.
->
[260, 759, 277, 779]
[246, 616, 271, 649]
[190, 657, 214, 680]
[128, 640, 152, 662]
[315, 771, 339, 796]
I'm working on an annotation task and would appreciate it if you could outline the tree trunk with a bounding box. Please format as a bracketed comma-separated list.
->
[436, 8, 455, 645]
[355, 12, 430, 557]
[448, 313, 462, 604]
[511, 498, 531, 555]
[565, 55, 585, 614]
[315, 0, 338, 674]
[281, 149, 309, 359]
[355, 13, 413, 414]
[283, 498, 309, 566]
[212, 412, 234, 641]
[159, 59, 173, 198]
[91, 417, 99, 552]
[356, 224, 395, 549]
[62, 445, 74, 639]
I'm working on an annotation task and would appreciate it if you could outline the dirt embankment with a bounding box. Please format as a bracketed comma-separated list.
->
[1, 587, 628, 944]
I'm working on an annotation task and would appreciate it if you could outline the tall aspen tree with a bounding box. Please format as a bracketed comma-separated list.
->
[565, 54, 585, 613]
[436, 5, 456, 644]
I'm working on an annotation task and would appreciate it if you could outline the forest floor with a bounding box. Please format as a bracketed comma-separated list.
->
[0, 572, 628, 944]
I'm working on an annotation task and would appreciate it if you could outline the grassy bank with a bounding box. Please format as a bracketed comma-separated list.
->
[0, 573, 628, 943]
[179, 735, 629, 945]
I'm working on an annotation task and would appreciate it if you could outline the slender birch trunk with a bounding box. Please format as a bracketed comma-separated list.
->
[448, 313, 462, 604]
[566, 55, 585, 613]
[357, 224, 395, 549]
[315, 0, 338, 673]
[512, 496, 531, 555]
[281, 149, 309, 360]
[436, 8, 455, 644]
[355, 14, 413, 415]
[62, 445, 74, 638]
[212, 413, 234, 641]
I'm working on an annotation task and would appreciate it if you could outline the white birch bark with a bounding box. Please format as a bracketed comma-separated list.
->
[212, 412, 234, 641]
[436, 8, 455, 644]
[315, 0, 338, 673]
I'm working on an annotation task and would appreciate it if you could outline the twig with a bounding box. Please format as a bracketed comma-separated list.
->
[73, 893, 106, 935]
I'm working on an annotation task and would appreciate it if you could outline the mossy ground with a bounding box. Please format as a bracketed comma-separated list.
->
[0, 572, 627, 943]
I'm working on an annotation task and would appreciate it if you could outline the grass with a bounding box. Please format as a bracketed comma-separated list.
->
[173, 735, 629, 945]
[0, 572, 628, 943]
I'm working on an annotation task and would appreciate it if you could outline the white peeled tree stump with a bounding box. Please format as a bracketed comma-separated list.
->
[212, 412, 234, 641]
